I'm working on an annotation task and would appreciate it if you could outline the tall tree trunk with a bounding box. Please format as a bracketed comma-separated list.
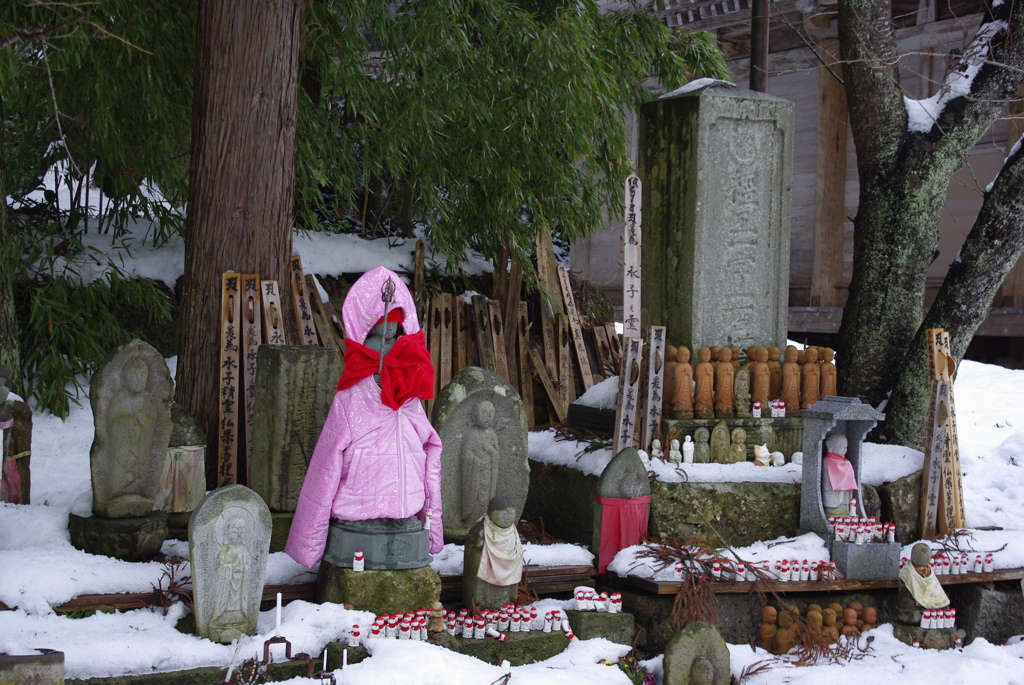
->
[177, 0, 303, 487]
[835, 0, 1024, 442]
[884, 141, 1024, 447]
[0, 93, 21, 394]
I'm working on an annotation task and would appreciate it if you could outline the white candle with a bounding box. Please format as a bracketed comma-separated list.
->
[275, 592, 282, 636]
[323, 649, 328, 671]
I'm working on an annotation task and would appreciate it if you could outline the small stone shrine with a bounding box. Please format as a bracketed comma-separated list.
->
[154, 403, 207, 517]
[638, 83, 793, 353]
[593, 447, 650, 573]
[189, 485, 271, 644]
[462, 495, 524, 610]
[434, 366, 529, 543]
[69, 340, 172, 561]
[799, 396, 898, 579]
[662, 621, 730, 685]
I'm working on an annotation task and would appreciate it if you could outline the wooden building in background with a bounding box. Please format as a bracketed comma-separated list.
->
[574, 0, 1024, 365]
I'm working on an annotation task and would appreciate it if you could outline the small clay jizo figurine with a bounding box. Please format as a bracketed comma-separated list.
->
[800, 347, 821, 410]
[667, 439, 682, 465]
[693, 347, 715, 419]
[766, 346, 782, 400]
[780, 346, 801, 417]
[682, 435, 694, 464]
[750, 348, 770, 411]
[671, 346, 694, 420]
[651, 438, 665, 460]
[819, 348, 837, 398]
[662, 345, 678, 413]
[714, 348, 735, 418]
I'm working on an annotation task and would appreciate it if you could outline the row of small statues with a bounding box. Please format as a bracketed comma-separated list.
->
[663, 344, 837, 420]
[650, 422, 785, 465]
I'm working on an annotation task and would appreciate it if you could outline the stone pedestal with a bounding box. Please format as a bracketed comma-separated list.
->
[322, 518, 431, 570]
[827, 539, 900, 580]
[0, 648, 64, 685]
[892, 623, 961, 650]
[639, 85, 794, 352]
[663, 621, 730, 685]
[565, 610, 635, 645]
[429, 629, 568, 666]
[68, 511, 168, 561]
[316, 564, 441, 615]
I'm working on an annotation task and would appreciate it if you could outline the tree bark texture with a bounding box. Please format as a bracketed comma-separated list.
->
[835, 0, 1024, 445]
[0, 93, 21, 393]
[177, 0, 303, 486]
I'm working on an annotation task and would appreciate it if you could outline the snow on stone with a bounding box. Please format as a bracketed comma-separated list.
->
[660, 78, 737, 99]
[431, 542, 594, 575]
[573, 375, 619, 409]
[528, 428, 614, 477]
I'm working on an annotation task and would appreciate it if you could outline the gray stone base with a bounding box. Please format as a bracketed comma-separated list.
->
[65, 656, 315, 684]
[323, 518, 431, 570]
[0, 648, 63, 685]
[316, 562, 441, 615]
[166, 512, 191, 542]
[430, 628, 570, 665]
[565, 610, 635, 645]
[892, 622, 962, 650]
[827, 539, 900, 580]
[68, 511, 168, 562]
[948, 581, 1024, 645]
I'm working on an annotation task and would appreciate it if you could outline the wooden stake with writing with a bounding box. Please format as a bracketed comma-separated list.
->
[557, 264, 595, 391]
[239, 274, 261, 486]
[518, 302, 535, 427]
[290, 256, 319, 345]
[641, 326, 667, 453]
[622, 175, 642, 339]
[613, 337, 644, 454]
[218, 273, 242, 486]
[489, 299, 510, 383]
[921, 329, 966, 536]
[260, 280, 286, 345]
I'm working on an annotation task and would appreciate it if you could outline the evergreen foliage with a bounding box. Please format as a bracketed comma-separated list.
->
[2, 0, 727, 415]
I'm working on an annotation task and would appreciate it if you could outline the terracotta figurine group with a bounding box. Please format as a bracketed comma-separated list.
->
[664, 344, 836, 419]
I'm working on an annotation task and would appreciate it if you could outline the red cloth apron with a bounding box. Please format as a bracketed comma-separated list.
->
[594, 495, 651, 573]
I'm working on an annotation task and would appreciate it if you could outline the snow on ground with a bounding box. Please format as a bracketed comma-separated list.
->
[5, 233, 1024, 682]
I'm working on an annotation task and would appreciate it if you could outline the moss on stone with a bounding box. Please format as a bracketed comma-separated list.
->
[522, 459, 598, 545]
[430, 628, 568, 665]
[316, 563, 441, 615]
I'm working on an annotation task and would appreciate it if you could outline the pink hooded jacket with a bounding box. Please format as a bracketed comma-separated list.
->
[284, 266, 444, 568]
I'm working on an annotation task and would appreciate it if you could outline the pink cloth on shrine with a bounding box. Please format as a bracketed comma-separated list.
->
[595, 494, 651, 574]
[824, 451, 857, 491]
[284, 267, 444, 568]
[1, 459, 21, 504]
[0, 419, 13, 430]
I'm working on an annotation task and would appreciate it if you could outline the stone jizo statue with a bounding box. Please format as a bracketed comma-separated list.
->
[821, 432, 857, 516]
[463, 495, 523, 610]
[694, 427, 711, 464]
[729, 427, 746, 464]
[710, 422, 730, 464]
[461, 399, 501, 520]
[897, 542, 949, 626]
[209, 510, 255, 642]
[90, 340, 173, 519]
[733, 364, 751, 418]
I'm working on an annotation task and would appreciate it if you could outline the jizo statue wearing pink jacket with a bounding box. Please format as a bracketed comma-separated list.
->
[285, 266, 443, 569]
